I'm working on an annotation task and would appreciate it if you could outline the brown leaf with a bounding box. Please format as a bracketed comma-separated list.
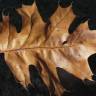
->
[0, 2, 96, 96]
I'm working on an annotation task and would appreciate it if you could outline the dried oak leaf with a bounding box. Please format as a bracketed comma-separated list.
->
[0, 2, 96, 96]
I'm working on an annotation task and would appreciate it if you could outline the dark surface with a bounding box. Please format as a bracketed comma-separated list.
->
[0, 53, 28, 96]
[0, 53, 41, 96]
[0, 53, 96, 96]
[0, 0, 34, 33]
[88, 53, 96, 81]
[0, 0, 96, 33]
[0, 0, 21, 8]
[34, 0, 96, 34]
[88, 53, 96, 75]
[57, 67, 96, 96]
[0, 53, 50, 96]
